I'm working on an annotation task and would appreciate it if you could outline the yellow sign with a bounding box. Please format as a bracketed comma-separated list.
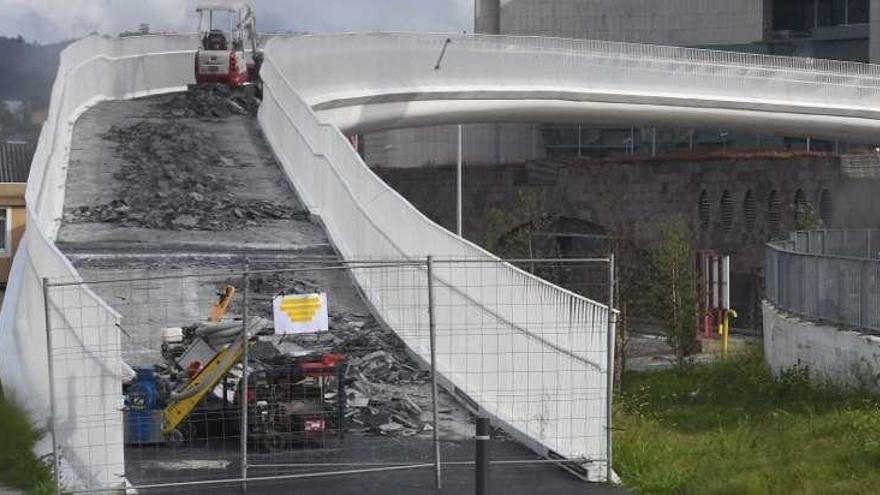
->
[273, 293, 329, 334]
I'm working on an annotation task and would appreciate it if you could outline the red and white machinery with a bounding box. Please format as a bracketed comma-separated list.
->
[194, 1, 262, 87]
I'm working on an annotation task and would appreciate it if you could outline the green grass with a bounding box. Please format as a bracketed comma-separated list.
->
[0, 393, 54, 494]
[614, 349, 880, 495]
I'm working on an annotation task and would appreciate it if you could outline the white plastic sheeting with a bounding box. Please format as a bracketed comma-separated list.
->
[259, 35, 613, 470]
[291, 33, 880, 142]
[0, 34, 197, 490]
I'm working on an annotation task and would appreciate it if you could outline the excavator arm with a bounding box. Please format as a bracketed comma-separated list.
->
[237, 5, 261, 65]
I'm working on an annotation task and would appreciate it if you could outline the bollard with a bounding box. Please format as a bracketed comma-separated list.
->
[475, 417, 490, 495]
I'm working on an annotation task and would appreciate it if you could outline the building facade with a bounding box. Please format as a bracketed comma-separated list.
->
[0, 141, 31, 284]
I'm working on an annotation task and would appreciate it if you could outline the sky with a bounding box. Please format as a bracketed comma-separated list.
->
[0, 0, 474, 44]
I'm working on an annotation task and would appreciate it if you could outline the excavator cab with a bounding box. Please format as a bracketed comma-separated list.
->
[194, 1, 258, 88]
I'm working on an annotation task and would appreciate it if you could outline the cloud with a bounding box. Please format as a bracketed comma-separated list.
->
[0, 0, 473, 43]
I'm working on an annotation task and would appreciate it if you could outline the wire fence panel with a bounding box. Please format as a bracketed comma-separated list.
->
[45, 257, 614, 493]
[430, 259, 610, 472]
[766, 230, 880, 333]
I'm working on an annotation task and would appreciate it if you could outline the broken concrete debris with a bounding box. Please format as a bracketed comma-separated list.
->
[153, 84, 260, 119]
[65, 118, 307, 231]
[283, 312, 434, 437]
[235, 271, 437, 437]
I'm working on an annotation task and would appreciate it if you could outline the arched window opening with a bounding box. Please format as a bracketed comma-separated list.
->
[720, 190, 733, 232]
[819, 189, 833, 226]
[743, 190, 756, 231]
[769, 189, 781, 234]
[699, 190, 710, 231]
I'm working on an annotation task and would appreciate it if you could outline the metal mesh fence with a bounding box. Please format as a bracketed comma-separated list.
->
[43, 256, 613, 493]
[766, 230, 880, 332]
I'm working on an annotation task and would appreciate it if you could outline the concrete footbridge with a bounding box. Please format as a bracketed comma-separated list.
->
[3, 31, 880, 491]
[286, 33, 880, 142]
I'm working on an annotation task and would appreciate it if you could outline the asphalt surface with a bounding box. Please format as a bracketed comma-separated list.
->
[126, 433, 626, 495]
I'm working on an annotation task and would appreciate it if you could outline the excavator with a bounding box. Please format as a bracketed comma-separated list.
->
[194, 1, 263, 89]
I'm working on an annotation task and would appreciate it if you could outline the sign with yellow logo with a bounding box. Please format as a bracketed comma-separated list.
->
[272, 293, 329, 334]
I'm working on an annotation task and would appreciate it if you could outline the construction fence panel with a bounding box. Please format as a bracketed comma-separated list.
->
[429, 259, 610, 468]
[45, 258, 613, 493]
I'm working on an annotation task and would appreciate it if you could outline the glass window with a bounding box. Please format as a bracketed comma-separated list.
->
[773, 0, 815, 32]
[0, 209, 7, 252]
[817, 0, 847, 26]
[849, 0, 869, 24]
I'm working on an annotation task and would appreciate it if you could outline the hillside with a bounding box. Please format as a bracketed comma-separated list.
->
[0, 36, 68, 104]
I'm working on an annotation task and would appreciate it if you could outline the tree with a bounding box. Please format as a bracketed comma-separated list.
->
[483, 190, 549, 262]
[646, 218, 699, 366]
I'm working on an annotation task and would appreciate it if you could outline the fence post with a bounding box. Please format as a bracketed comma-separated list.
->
[800, 255, 807, 315]
[426, 256, 442, 490]
[475, 417, 490, 495]
[240, 270, 250, 487]
[605, 254, 616, 484]
[42, 278, 61, 495]
[868, 261, 876, 330]
[859, 261, 866, 329]
[337, 363, 346, 441]
[815, 254, 821, 319]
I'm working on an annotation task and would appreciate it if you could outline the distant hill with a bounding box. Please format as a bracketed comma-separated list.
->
[0, 36, 69, 104]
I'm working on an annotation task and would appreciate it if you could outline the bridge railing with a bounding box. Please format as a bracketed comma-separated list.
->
[766, 230, 880, 333]
[282, 32, 880, 119]
[259, 35, 613, 473]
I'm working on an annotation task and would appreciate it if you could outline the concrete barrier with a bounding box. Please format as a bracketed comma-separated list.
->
[763, 301, 880, 390]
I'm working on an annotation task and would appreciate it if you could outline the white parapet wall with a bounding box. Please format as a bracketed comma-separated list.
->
[0, 34, 197, 491]
[258, 35, 613, 475]
[763, 301, 880, 390]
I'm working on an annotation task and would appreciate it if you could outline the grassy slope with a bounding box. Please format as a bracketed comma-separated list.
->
[0, 394, 53, 494]
[614, 350, 880, 495]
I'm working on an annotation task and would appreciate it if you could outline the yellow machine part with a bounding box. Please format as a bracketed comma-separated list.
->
[163, 337, 247, 436]
[209, 286, 236, 323]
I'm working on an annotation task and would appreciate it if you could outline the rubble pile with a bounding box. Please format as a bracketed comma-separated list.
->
[244, 272, 436, 437]
[333, 320, 434, 436]
[66, 120, 307, 231]
[153, 85, 260, 118]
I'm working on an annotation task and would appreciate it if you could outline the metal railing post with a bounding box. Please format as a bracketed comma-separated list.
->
[457, 124, 463, 237]
[859, 261, 866, 328]
[475, 417, 490, 495]
[426, 256, 442, 490]
[337, 363, 346, 441]
[42, 278, 62, 495]
[605, 254, 616, 484]
[240, 270, 250, 487]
